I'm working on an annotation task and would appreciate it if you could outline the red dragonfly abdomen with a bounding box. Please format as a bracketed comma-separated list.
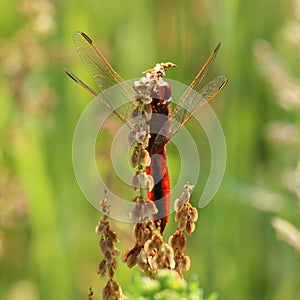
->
[146, 145, 170, 233]
[146, 94, 171, 233]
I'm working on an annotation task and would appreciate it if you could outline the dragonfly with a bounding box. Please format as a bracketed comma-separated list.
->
[65, 31, 227, 233]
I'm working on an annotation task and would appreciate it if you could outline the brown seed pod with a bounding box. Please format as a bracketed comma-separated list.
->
[182, 254, 191, 271]
[189, 206, 198, 222]
[130, 147, 139, 168]
[186, 221, 195, 235]
[99, 238, 106, 254]
[97, 259, 107, 278]
[95, 221, 107, 235]
[140, 148, 151, 166]
[107, 230, 119, 243]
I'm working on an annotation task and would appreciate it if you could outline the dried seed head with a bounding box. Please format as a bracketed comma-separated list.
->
[99, 238, 106, 254]
[95, 195, 122, 297]
[186, 221, 195, 235]
[122, 248, 130, 262]
[95, 221, 107, 235]
[140, 148, 151, 166]
[134, 223, 144, 242]
[178, 219, 187, 232]
[112, 247, 120, 257]
[139, 172, 152, 189]
[110, 259, 117, 272]
[175, 200, 198, 235]
[128, 123, 150, 148]
[97, 259, 107, 278]
[137, 223, 154, 244]
[169, 230, 186, 251]
[129, 202, 143, 222]
[181, 254, 191, 271]
[137, 258, 148, 271]
[136, 249, 148, 271]
[122, 246, 142, 268]
[163, 242, 175, 269]
[131, 170, 154, 191]
[112, 279, 121, 294]
[175, 208, 183, 222]
[102, 279, 124, 300]
[143, 103, 153, 120]
[131, 171, 141, 190]
[168, 234, 175, 249]
[128, 127, 137, 146]
[144, 240, 156, 254]
[174, 191, 190, 211]
[146, 201, 158, 215]
[133, 78, 151, 95]
[130, 200, 157, 223]
[144, 62, 176, 78]
[108, 265, 115, 278]
[147, 252, 156, 271]
[189, 206, 198, 222]
[135, 128, 150, 145]
[130, 147, 139, 168]
[152, 234, 163, 248]
[140, 227, 151, 244]
[145, 174, 154, 191]
[102, 283, 110, 300]
[104, 250, 112, 261]
[124, 252, 137, 268]
[173, 250, 191, 276]
[99, 197, 110, 215]
[184, 182, 194, 192]
[105, 239, 114, 253]
[107, 230, 119, 243]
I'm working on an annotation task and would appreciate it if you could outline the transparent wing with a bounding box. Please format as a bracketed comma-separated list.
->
[170, 44, 228, 137]
[67, 31, 136, 126]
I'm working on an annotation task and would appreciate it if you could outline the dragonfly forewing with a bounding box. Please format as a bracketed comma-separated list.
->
[171, 43, 221, 117]
[72, 31, 137, 127]
[169, 75, 227, 138]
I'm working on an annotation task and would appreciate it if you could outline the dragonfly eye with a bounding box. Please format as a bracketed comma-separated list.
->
[150, 81, 172, 102]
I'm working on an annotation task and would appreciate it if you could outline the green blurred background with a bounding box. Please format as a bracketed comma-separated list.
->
[1, 0, 300, 299]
